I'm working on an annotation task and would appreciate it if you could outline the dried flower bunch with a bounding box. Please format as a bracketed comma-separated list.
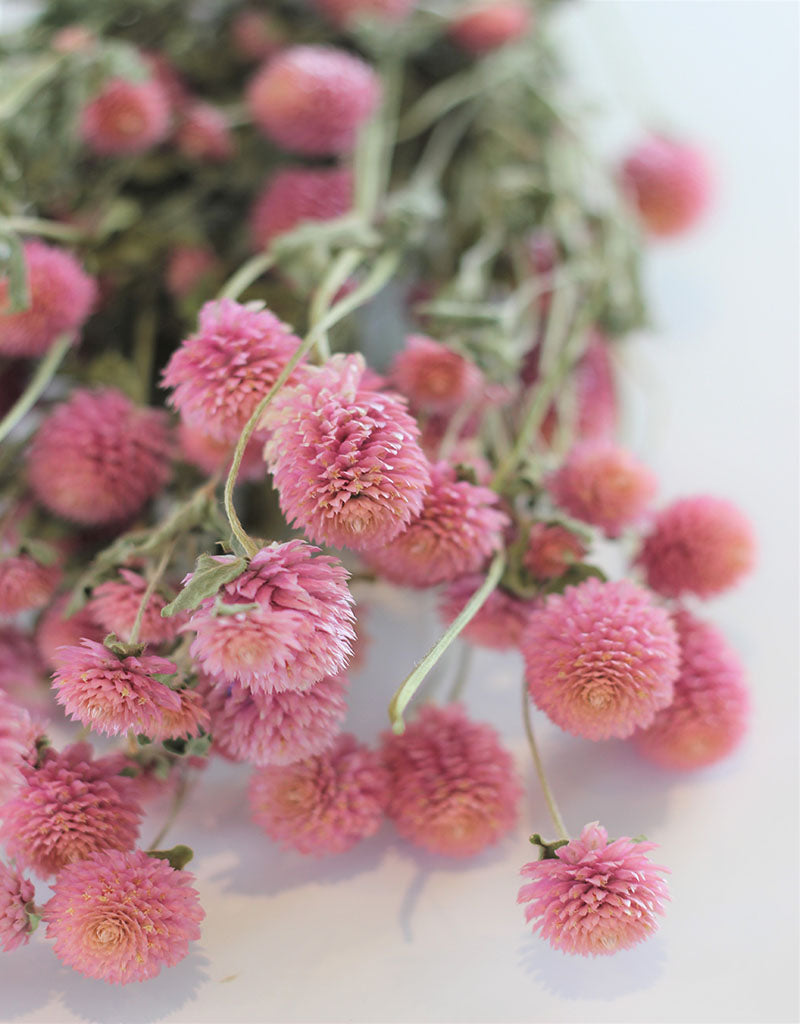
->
[0, 0, 751, 984]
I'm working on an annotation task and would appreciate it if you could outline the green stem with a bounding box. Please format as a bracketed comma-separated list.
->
[0, 216, 84, 244]
[148, 772, 191, 851]
[132, 296, 157, 404]
[521, 680, 569, 842]
[129, 542, 174, 645]
[218, 251, 275, 301]
[307, 247, 365, 360]
[446, 643, 473, 703]
[0, 333, 72, 445]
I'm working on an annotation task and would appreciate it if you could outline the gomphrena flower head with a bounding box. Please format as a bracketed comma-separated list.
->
[0, 240, 97, 358]
[312, 0, 415, 27]
[89, 569, 184, 646]
[156, 687, 210, 743]
[547, 441, 657, 537]
[43, 848, 204, 984]
[0, 690, 42, 803]
[518, 822, 669, 956]
[27, 388, 172, 526]
[263, 354, 431, 551]
[0, 553, 60, 616]
[0, 742, 142, 877]
[637, 495, 756, 599]
[620, 135, 711, 238]
[162, 298, 304, 444]
[186, 540, 355, 693]
[249, 733, 388, 854]
[633, 608, 749, 770]
[449, 1, 532, 54]
[165, 244, 220, 299]
[439, 574, 533, 650]
[523, 522, 587, 581]
[251, 166, 353, 250]
[35, 593, 105, 670]
[389, 334, 486, 416]
[381, 704, 521, 857]
[366, 462, 508, 587]
[79, 76, 170, 155]
[522, 578, 680, 740]
[246, 45, 380, 156]
[177, 421, 265, 482]
[0, 860, 35, 952]
[175, 101, 234, 161]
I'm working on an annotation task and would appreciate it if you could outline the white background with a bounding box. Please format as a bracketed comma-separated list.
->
[1, 2, 798, 1022]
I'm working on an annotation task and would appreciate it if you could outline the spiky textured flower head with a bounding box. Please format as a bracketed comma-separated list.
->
[27, 388, 172, 526]
[522, 578, 680, 740]
[263, 354, 431, 550]
[35, 593, 105, 670]
[249, 733, 388, 854]
[0, 690, 42, 803]
[381, 703, 521, 857]
[177, 421, 265, 482]
[450, 1, 532, 53]
[88, 569, 184, 647]
[175, 101, 234, 161]
[0, 553, 60, 616]
[518, 822, 669, 956]
[523, 522, 587, 580]
[389, 334, 486, 416]
[79, 76, 171, 155]
[0, 240, 97, 357]
[251, 166, 353, 250]
[0, 860, 35, 953]
[620, 136, 711, 238]
[439, 574, 533, 650]
[43, 848, 204, 984]
[312, 0, 415, 27]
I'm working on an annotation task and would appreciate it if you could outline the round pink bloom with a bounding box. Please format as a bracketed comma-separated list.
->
[162, 298, 304, 445]
[389, 334, 486, 416]
[620, 136, 711, 238]
[263, 354, 431, 551]
[35, 593, 105, 671]
[52, 639, 182, 737]
[523, 522, 587, 580]
[0, 553, 60, 616]
[312, 0, 415, 27]
[249, 733, 388, 854]
[439, 574, 533, 650]
[177, 421, 264, 482]
[0, 860, 35, 952]
[518, 822, 669, 956]
[165, 244, 219, 298]
[231, 9, 286, 61]
[186, 540, 355, 693]
[0, 742, 142, 877]
[250, 166, 353, 250]
[522, 578, 680, 740]
[43, 848, 204, 984]
[0, 240, 97, 357]
[27, 388, 172, 526]
[88, 569, 184, 646]
[633, 609, 749, 770]
[0, 625, 48, 713]
[202, 672, 348, 766]
[175, 101, 234, 161]
[0, 690, 42, 803]
[637, 495, 756, 599]
[246, 46, 380, 156]
[381, 703, 521, 857]
[156, 687, 210, 742]
[450, 1, 531, 53]
[80, 76, 170, 155]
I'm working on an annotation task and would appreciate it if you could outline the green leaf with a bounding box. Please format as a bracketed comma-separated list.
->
[162, 731, 212, 758]
[212, 600, 259, 617]
[19, 538, 60, 567]
[161, 553, 247, 617]
[147, 845, 194, 871]
[529, 834, 570, 859]
[151, 672, 183, 691]
[103, 634, 146, 659]
[0, 230, 29, 312]
[23, 901, 41, 934]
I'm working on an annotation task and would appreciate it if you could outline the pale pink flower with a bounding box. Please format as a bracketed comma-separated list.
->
[450, 1, 532, 53]
[80, 77, 170, 155]
[35, 593, 105, 670]
[0, 690, 42, 803]
[313, 0, 415, 27]
[156, 687, 210, 742]
[0, 860, 35, 952]
[88, 569, 184, 646]
[177, 421, 265, 482]
[175, 102, 234, 161]
[389, 334, 486, 416]
[0, 553, 60, 616]
[165, 244, 219, 298]
[439, 574, 533, 650]
[523, 522, 587, 580]
[620, 136, 711, 238]
[251, 166, 353, 250]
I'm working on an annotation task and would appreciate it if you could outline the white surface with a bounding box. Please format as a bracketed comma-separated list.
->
[2, 2, 798, 1022]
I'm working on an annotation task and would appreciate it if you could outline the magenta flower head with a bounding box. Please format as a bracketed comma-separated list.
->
[175, 101, 233, 162]
[637, 495, 756, 599]
[249, 733, 388, 855]
[251, 166, 353, 250]
[439, 574, 533, 650]
[633, 609, 750, 770]
[43, 848, 204, 984]
[27, 388, 172, 526]
[35, 593, 105, 671]
[312, 0, 415, 28]
[0, 553, 60, 616]
[0, 860, 35, 952]
[450, 1, 532, 54]
[79, 76, 170, 155]
[0, 690, 42, 803]
[523, 522, 587, 581]
[389, 334, 486, 416]
[263, 354, 431, 551]
[620, 135, 711, 238]
[518, 822, 670, 956]
[0, 742, 142, 877]
[162, 298, 304, 445]
[0, 240, 97, 357]
[522, 578, 680, 740]
[89, 569, 184, 646]
[186, 540, 355, 693]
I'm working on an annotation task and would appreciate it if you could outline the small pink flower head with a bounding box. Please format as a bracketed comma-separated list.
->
[202, 672, 348, 766]
[231, 8, 286, 62]
[250, 166, 353, 250]
[175, 101, 234, 161]
[88, 569, 184, 647]
[389, 334, 486, 416]
[0, 860, 35, 952]
[0, 240, 97, 357]
[177, 421, 264, 482]
[249, 733, 388, 854]
[0, 553, 60, 616]
[0, 742, 142, 877]
[637, 496, 756, 599]
[522, 578, 680, 740]
[523, 522, 587, 581]
[43, 848, 204, 984]
[620, 135, 712, 238]
[381, 704, 521, 857]
[312, 0, 415, 28]
[547, 441, 657, 538]
[633, 609, 749, 770]
[263, 354, 431, 550]
[449, 1, 532, 54]
[52, 639, 182, 737]
[366, 462, 508, 587]
[0, 690, 42, 803]
[35, 593, 105, 670]
[27, 388, 172, 526]
[156, 687, 210, 742]
[246, 45, 380, 156]
[165, 244, 220, 299]
[439, 574, 533, 650]
[162, 298, 304, 444]
[518, 822, 669, 956]
[186, 541, 355, 693]
[79, 76, 170, 155]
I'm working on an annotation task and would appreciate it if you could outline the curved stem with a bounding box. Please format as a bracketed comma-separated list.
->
[307, 247, 365, 360]
[218, 251, 275, 301]
[446, 643, 473, 704]
[521, 680, 569, 842]
[148, 771, 191, 851]
[0, 216, 84, 244]
[129, 542, 175, 645]
[0, 332, 72, 445]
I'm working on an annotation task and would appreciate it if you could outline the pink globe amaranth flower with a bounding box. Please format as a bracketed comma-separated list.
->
[313, 0, 415, 27]
[0, 625, 48, 713]
[52, 639, 182, 738]
[389, 334, 486, 416]
[450, 1, 532, 54]
[175, 101, 234, 161]
[633, 608, 749, 770]
[381, 703, 521, 857]
[250, 166, 353, 251]
[246, 45, 380, 156]
[637, 495, 756, 600]
[523, 522, 587, 580]
[522, 578, 680, 741]
[439, 574, 533, 650]
[186, 540, 355, 693]
[88, 569, 184, 647]
[263, 354, 431, 551]
[249, 733, 388, 855]
[366, 462, 508, 588]
[518, 822, 669, 956]
[620, 136, 711, 238]
[0, 240, 97, 357]
[0, 860, 35, 953]
[35, 593, 105, 671]
[0, 690, 42, 803]
[79, 76, 170, 155]
[547, 441, 657, 538]
[231, 9, 286, 62]
[27, 388, 172, 526]
[156, 687, 210, 742]
[0, 742, 142, 878]
[43, 848, 204, 984]
[165, 244, 220, 298]
[142, 51, 188, 114]
[177, 420, 264, 482]
[0, 553, 60, 616]
[162, 298, 304, 445]
[202, 671, 348, 766]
